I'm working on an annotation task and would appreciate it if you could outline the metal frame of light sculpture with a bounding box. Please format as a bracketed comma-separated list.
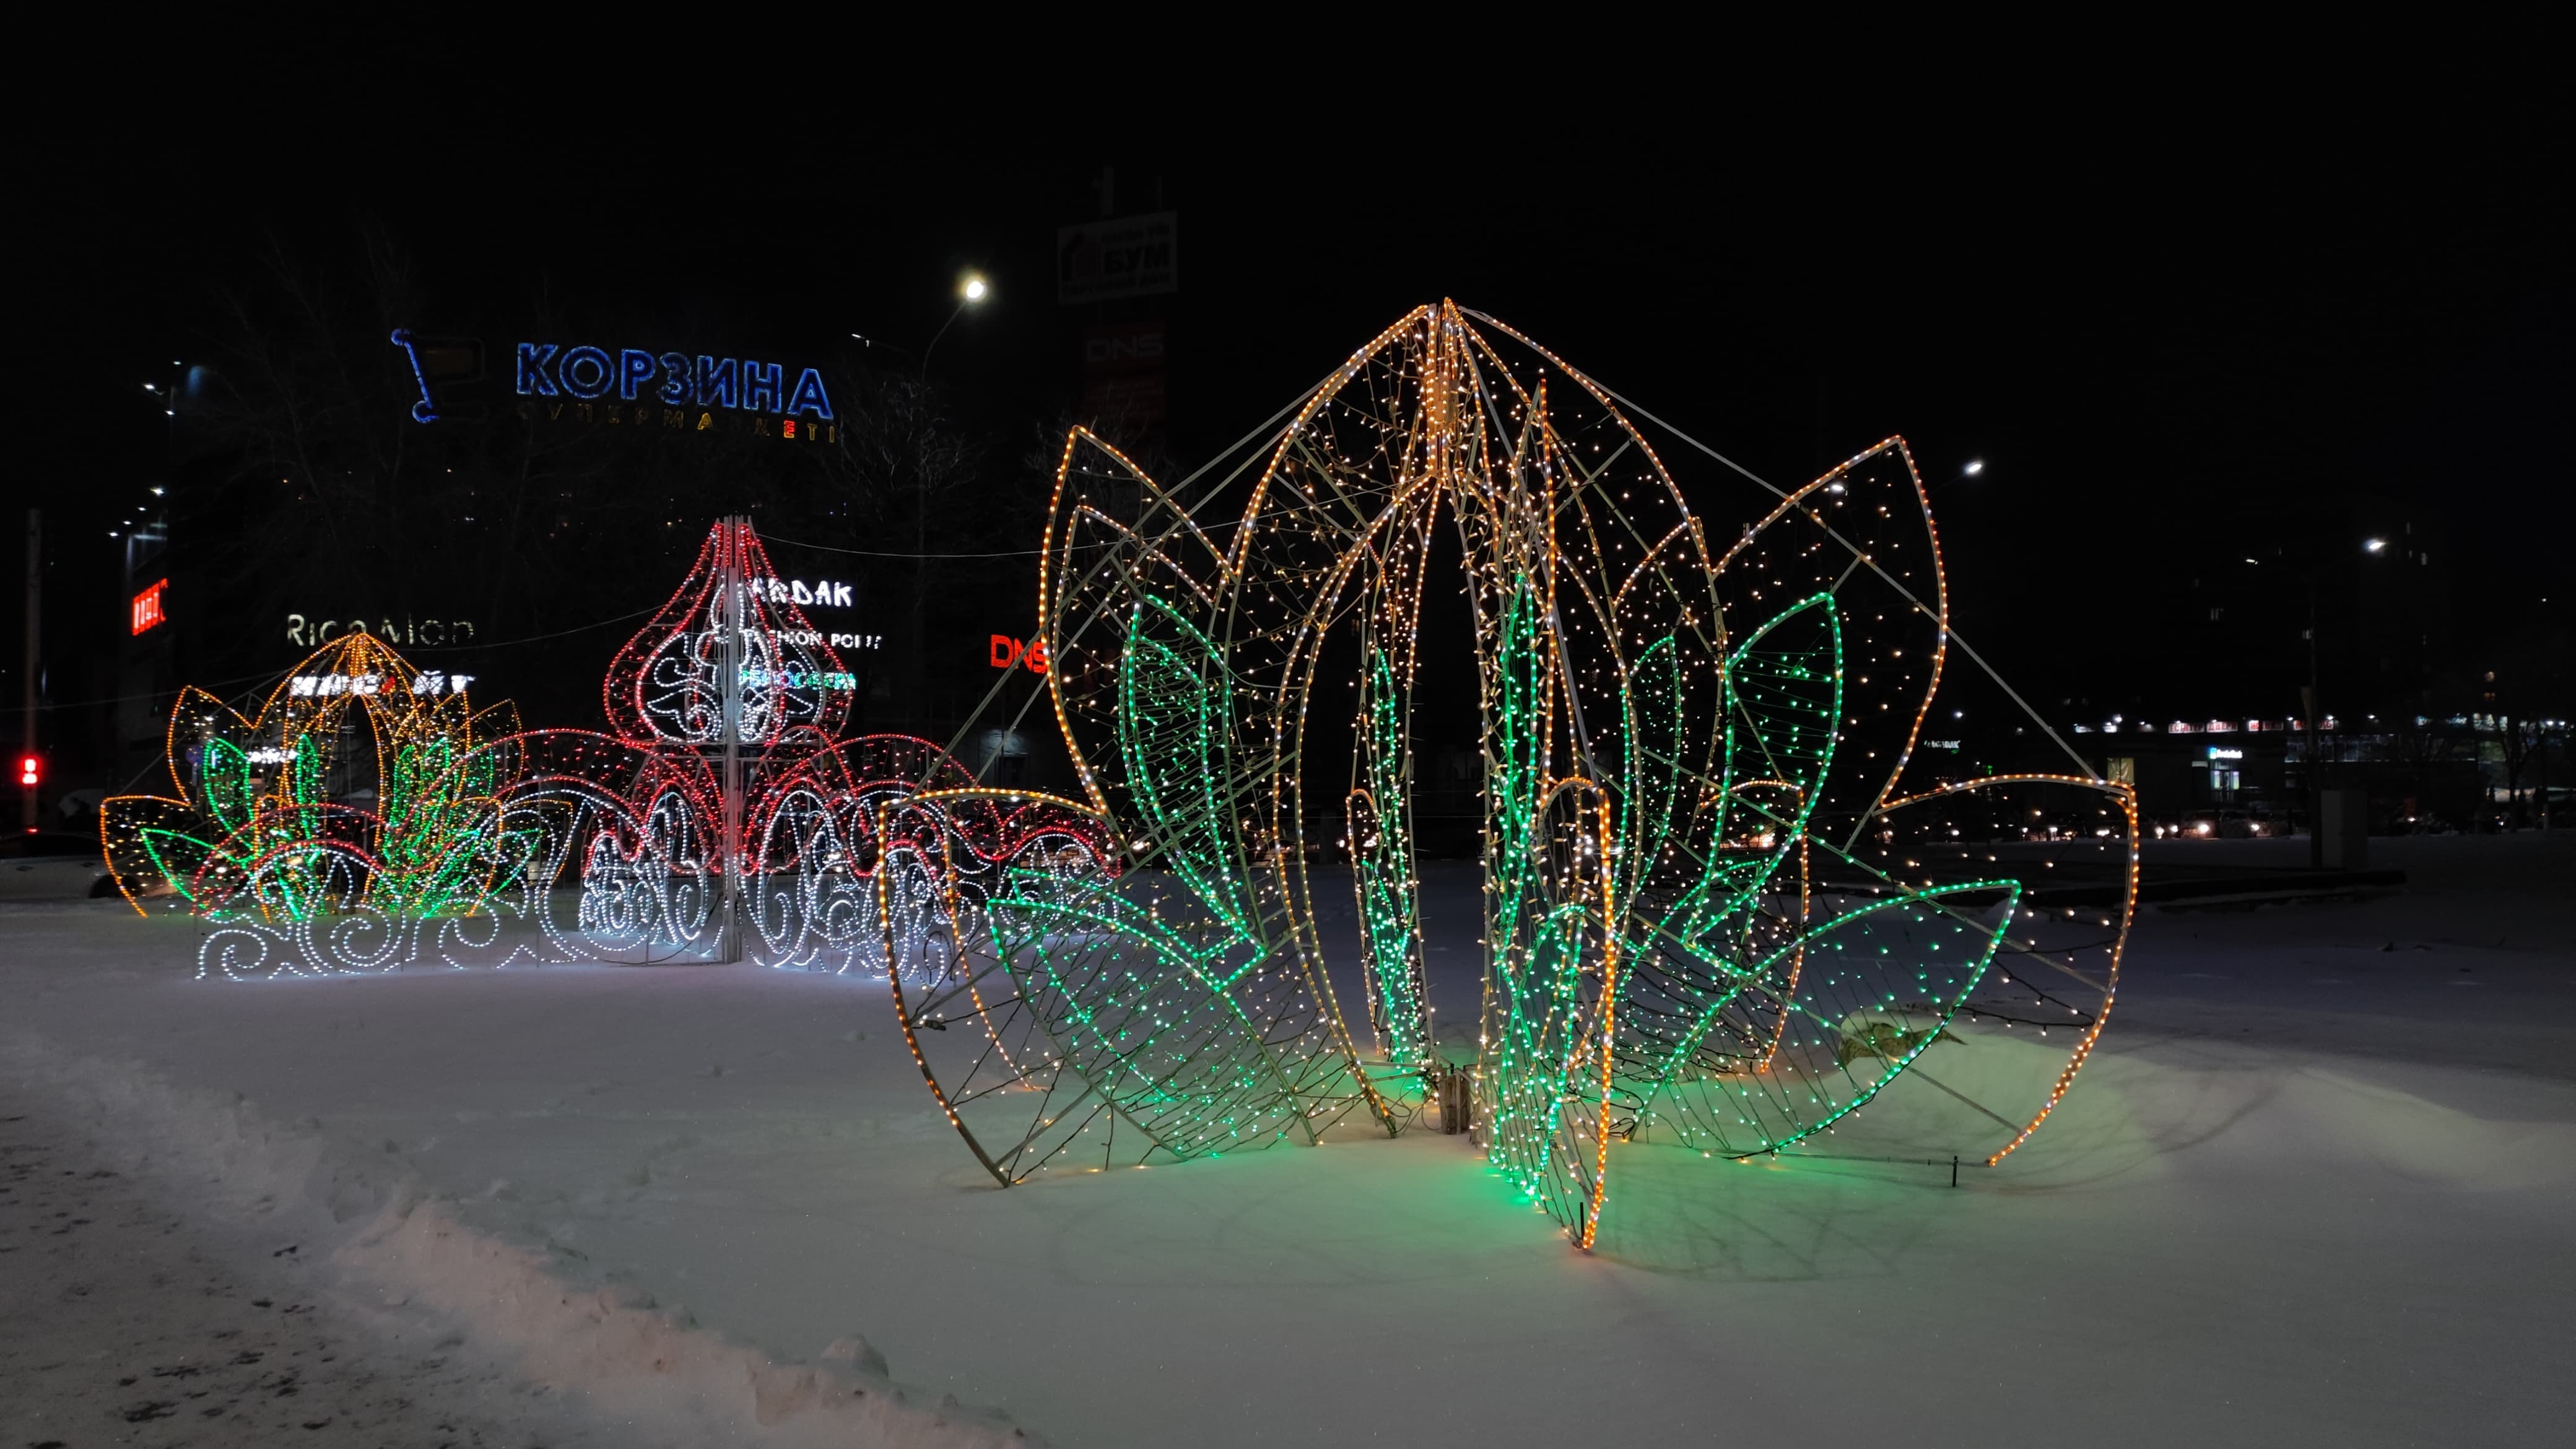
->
[910, 302, 2133, 1250]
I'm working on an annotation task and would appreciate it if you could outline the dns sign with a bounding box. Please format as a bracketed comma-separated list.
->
[989, 635, 1048, 675]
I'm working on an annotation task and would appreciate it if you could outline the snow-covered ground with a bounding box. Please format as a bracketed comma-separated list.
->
[4, 833, 2570, 1447]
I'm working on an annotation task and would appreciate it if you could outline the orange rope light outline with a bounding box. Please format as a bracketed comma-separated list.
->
[936, 302, 2135, 1246]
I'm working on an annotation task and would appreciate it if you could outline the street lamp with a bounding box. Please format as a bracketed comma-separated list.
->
[1962, 459, 1984, 477]
[921, 272, 990, 374]
[903, 271, 993, 734]
[2364, 537, 2387, 554]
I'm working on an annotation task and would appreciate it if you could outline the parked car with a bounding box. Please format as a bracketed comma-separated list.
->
[2177, 809, 2273, 840]
[0, 831, 117, 899]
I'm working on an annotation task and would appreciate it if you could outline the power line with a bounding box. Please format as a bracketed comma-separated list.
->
[758, 533, 1048, 560]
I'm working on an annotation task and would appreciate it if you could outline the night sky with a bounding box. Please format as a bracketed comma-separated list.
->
[14, 80, 2569, 768]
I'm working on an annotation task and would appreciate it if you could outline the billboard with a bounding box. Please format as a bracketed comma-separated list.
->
[1057, 212, 1178, 304]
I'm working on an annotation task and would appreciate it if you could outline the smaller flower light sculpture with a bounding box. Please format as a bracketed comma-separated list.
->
[102, 633, 525, 977]
[110, 524, 1095, 981]
[502, 517, 1118, 975]
[585, 518, 1116, 975]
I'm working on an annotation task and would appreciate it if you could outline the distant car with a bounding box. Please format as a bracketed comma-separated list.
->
[0, 831, 117, 899]
[2178, 809, 2273, 840]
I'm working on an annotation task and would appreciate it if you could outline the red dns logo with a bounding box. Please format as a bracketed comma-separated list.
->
[989, 635, 1048, 675]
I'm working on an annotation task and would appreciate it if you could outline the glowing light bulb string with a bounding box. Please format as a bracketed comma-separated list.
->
[1456, 306, 2098, 790]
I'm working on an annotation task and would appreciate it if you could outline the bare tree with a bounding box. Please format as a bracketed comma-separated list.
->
[832, 370, 992, 730]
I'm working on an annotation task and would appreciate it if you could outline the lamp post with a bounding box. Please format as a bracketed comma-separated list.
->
[2309, 536, 2389, 861]
[908, 274, 989, 733]
[2258, 549, 2328, 864]
[19, 508, 36, 831]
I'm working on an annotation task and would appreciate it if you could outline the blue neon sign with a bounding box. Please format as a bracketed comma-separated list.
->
[513, 343, 834, 420]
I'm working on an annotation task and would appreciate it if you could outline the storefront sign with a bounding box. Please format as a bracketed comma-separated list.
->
[131, 579, 168, 635]
[2206, 746, 2243, 760]
[286, 616, 475, 648]
[1057, 212, 1178, 304]
[1082, 320, 1168, 426]
[770, 629, 882, 651]
[990, 635, 1048, 675]
[515, 344, 835, 420]
[289, 672, 474, 697]
[742, 666, 856, 691]
[755, 577, 855, 607]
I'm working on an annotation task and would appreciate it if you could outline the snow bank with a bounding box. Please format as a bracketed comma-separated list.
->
[4, 832, 2572, 1445]
[1, 1030, 1038, 1448]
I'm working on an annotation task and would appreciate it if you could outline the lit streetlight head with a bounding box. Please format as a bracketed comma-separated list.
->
[1962, 459, 1984, 476]
[2364, 537, 2387, 554]
[961, 274, 988, 302]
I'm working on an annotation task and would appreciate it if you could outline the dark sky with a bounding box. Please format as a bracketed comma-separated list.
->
[15, 72, 2570, 734]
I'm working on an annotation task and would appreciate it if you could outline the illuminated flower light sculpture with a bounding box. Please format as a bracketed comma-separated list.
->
[743, 729, 975, 972]
[105, 524, 1060, 980]
[573, 518, 1112, 975]
[100, 633, 528, 977]
[604, 519, 855, 750]
[453, 729, 728, 964]
[908, 302, 2134, 1248]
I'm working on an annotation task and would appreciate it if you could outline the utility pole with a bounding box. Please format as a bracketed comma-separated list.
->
[20, 508, 38, 831]
[2302, 572, 2321, 867]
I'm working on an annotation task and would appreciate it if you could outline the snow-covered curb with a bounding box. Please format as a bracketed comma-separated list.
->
[1, 1031, 1040, 1448]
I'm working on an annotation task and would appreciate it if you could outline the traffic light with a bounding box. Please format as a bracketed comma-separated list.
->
[17, 754, 35, 788]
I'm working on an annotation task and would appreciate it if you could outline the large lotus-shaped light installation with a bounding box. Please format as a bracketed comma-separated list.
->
[899, 303, 2136, 1246]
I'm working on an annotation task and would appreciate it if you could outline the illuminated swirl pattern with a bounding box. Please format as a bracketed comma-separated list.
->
[604, 519, 853, 748]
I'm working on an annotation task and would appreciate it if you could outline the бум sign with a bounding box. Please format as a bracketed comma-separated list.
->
[1057, 212, 1178, 304]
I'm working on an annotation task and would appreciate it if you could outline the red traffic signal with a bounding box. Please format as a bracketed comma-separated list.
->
[16, 754, 36, 788]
